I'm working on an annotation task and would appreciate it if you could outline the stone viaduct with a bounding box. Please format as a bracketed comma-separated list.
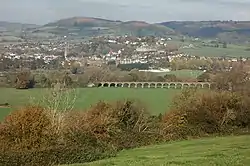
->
[96, 82, 211, 89]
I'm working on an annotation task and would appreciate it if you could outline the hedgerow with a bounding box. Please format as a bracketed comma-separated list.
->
[0, 90, 250, 166]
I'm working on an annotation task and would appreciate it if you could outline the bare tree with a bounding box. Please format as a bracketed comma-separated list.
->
[40, 87, 78, 137]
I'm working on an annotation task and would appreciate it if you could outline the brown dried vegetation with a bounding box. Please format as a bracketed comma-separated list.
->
[0, 88, 250, 165]
[162, 89, 250, 140]
[0, 100, 162, 165]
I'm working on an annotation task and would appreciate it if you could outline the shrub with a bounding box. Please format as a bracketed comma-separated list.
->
[0, 145, 113, 166]
[15, 71, 35, 89]
[0, 106, 55, 152]
[66, 100, 162, 150]
[107, 100, 163, 149]
[161, 109, 198, 140]
[162, 89, 250, 140]
[0, 105, 116, 166]
[64, 109, 116, 152]
[234, 95, 250, 128]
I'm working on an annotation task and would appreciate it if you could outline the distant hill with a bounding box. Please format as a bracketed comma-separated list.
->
[0, 21, 38, 32]
[33, 17, 175, 37]
[160, 21, 250, 43]
[40, 18, 250, 41]
[2, 18, 250, 43]
[0, 21, 40, 42]
[44, 17, 121, 27]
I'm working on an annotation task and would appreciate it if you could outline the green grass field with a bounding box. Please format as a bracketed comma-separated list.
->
[181, 46, 250, 57]
[0, 88, 181, 121]
[157, 70, 204, 79]
[66, 135, 250, 166]
[167, 38, 250, 58]
[0, 107, 11, 121]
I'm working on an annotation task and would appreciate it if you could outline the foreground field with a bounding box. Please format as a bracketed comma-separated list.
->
[67, 135, 250, 166]
[0, 88, 181, 120]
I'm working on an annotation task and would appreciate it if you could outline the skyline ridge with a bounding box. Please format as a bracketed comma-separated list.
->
[1, 0, 250, 24]
[1, 16, 250, 26]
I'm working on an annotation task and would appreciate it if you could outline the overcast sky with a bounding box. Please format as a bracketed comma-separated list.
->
[1, 0, 250, 24]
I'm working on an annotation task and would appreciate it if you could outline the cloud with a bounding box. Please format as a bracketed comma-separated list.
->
[0, 0, 250, 24]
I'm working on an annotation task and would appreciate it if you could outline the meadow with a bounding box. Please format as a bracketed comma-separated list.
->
[66, 135, 250, 166]
[180, 45, 250, 57]
[0, 88, 181, 120]
[166, 38, 250, 58]
[157, 69, 204, 79]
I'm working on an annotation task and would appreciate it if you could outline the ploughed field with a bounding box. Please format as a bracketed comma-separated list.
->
[0, 88, 181, 121]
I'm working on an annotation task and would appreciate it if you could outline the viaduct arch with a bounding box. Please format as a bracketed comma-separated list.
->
[95, 82, 211, 89]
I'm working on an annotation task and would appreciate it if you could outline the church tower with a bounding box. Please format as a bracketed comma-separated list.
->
[64, 42, 69, 61]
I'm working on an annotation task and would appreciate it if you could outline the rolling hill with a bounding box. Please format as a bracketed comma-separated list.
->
[45, 17, 121, 27]
[2, 17, 250, 42]
[0, 21, 39, 42]
[160, 21, 250, 43]
[0, 21, 38, 32]
[31, 18, 250, 42]
[31, 17, 175, 37]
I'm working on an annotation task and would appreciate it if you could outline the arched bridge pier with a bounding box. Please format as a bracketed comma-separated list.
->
[96, 82, 211, 89]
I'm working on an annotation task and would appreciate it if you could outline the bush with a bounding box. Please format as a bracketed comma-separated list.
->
[0, 105, 116, 166]
[161, 109, 197, 140]
[1, 100, 157, 165]
[234, 96, 250, 128]
[15, 72, 35, 89]
[66, 100, 162, 150]
[0, 106, 55, 151]
[64, 110, 117, 155]
[1, 92, 250, 165]
[162, 89, 250, 140]
[107, 100, 163, 149]
[0, 145, 113, 166]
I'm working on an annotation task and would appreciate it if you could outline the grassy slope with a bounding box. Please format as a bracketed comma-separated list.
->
[178, 41, 250, 58]
[181, 47, 250, 58]
[166, 38, 250, 58]
[39, 17, 174, 37]
[0, 88, 180, 120]
[169, 70, 204, 78]
[157, 70, 204, 78]
[67, 135, 250, 166]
